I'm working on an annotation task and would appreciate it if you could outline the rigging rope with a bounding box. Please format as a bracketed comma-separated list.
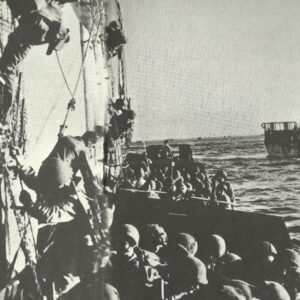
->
[55, 52, 73, 97]
[43, 1, 106, 139]
[33, 0, 112, 144]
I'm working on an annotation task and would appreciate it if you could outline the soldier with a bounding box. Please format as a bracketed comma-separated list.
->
[162, 140, 173, 160]
[10, 129, 114, 299]
[0, 0, 70, 123]
[109, 224, 161, 300]
[16, 157, 88, 298]
[167, 233, 208, 296]
[42, 129, 104, 196]
[212, 170, 235, 209]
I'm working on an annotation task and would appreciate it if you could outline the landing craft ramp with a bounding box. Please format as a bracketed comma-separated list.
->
[112, 190, 291, 257]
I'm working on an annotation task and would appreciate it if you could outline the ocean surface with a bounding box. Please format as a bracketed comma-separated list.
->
[132, 134, 300, 249]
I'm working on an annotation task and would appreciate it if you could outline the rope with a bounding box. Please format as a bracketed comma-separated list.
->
[55, 1, 105, 138]
[55, 52, 73, 97]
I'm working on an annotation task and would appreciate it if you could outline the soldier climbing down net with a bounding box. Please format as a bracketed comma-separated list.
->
[0, 0, 71, 125]
[3, 129, 115, 299]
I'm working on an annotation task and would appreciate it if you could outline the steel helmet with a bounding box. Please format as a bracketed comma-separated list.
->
[209, 234, 227, 259]
[38, 158, 73, 194]
[218, 285, 246, 300]
[176, 233, 198, 256]
[215, 170, 228, 181]
[229, 280, 253, 300]
[263, 281, 291, 300]
[81, 130, 97, 144]
[104, 284, 120, 300]
[190, 256, 208, 285]
[275, 249, 300, 269]
[118, 224, 140, 247]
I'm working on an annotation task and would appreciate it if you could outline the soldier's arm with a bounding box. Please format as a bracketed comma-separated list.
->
[10, 147, 39, 190]
[19, 165, 39, 191]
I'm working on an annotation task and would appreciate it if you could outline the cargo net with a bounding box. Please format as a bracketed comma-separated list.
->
[104, 0, 134, 190]
[104, 96, 134, 190]
[0, 72, 37, 293]
[0, 2, 13, 53]
[0, 4, 36, 291]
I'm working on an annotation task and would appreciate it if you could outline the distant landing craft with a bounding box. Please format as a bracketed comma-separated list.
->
[262, 121, 300, 158]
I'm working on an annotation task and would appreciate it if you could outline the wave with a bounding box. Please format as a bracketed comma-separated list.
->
[195, 154, 266, 162]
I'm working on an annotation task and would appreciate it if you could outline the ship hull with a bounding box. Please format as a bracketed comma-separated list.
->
[262, 122, 300, 158]
[266, 143, 300, 158]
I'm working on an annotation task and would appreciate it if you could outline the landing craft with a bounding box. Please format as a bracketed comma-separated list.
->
[114, 143, 291, 259]
[262, 121, 300, 158]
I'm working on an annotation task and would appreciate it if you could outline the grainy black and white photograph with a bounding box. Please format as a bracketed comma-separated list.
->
[0, 0, 299, 299]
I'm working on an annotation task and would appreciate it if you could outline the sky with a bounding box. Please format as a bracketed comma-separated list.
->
[120, 0, 300, 141]
[15, 0, 300, 162]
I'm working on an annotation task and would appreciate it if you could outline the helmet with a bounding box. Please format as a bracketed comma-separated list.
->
[263, 281, 291, 300]
[218, 285, 246, 300]
[104, 284, 120, 300]
[215, 170, 228, 181]
[176, 233, 198, 256]
[190, 256, 208, 285]
[81, 130, 97, 144]
[38, 158, 73, 194]
[275, 248, 300, 269]
[118, 224, 140, 247]
[209, 234, 227, 259]
[229, 280, 252, 300]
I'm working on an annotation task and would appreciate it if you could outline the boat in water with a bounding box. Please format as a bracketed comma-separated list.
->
[113, 143, 291, 259]
[0, 0, 296, 299]
[262, 121, 300, 158]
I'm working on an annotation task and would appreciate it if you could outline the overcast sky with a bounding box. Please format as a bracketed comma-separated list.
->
[121, 0, 300, 140]
[21, 0, 300, 162]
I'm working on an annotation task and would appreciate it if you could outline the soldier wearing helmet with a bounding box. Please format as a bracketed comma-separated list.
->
[212, 170, 235, 209]
[142, 224, 168, 255]
[0, 0, 70, 124]
[167, 232, 208, 296]
[14, 156, 89, 298]
[109, 224, 161, 300]
[9, 128, 112, 298]
[273, 249, 300, 299]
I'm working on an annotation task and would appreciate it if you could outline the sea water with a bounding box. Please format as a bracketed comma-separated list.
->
[133, 135, 300, 249]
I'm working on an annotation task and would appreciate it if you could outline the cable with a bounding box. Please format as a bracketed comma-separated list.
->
[55, 1, 105, 138]
[55, 51, 73, 97]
